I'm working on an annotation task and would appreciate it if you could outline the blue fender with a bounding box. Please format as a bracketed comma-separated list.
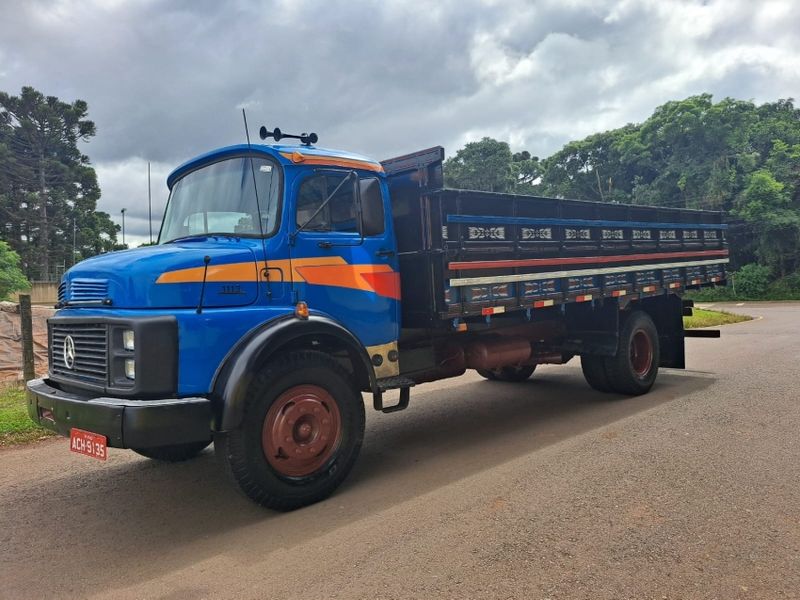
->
[211, 313, 377, 431]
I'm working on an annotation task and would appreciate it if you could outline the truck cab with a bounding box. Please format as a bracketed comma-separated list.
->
[28, 134, 728, 510]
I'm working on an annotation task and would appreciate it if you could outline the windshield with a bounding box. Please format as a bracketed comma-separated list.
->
[159, 156, 281, 243]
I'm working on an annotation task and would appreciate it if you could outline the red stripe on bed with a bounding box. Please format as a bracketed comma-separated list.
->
[448, 249, 728, 271]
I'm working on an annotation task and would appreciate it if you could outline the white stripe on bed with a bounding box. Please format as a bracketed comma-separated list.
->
[448, 258, 729, 287]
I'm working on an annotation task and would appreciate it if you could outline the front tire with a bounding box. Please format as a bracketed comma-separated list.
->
[217, 351, 365, 511]
[132, 441, 211, 462]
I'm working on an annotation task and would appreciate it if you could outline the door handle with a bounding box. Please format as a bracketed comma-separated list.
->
[375, 248, 395, 257]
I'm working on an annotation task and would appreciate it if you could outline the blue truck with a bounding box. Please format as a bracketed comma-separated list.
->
[27, 129, 728, 509]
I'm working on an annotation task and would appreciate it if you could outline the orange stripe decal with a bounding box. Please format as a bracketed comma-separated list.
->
[359, 271, 401, 301]
[295, 263, 399, 298]
[279, 151, 384, 173]
[156, 262, 258, 284]
[157, 257, 400, 299]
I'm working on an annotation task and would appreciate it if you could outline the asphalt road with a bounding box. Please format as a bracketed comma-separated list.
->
[2, 302, 798, 599]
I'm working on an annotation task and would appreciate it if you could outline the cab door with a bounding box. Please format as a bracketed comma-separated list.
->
[291, 169, 400, 373]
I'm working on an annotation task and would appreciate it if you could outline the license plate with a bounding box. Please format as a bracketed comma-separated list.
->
[69, 428, 108, 461]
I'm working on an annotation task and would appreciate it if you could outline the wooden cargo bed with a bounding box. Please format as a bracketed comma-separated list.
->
[382, 147, 728, 329]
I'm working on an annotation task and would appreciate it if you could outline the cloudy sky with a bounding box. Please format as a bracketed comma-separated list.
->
[2, 0, 799, 245]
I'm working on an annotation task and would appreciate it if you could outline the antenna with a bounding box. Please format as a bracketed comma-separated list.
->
[259, 126, 318, 146]
[147, 161, 153, 244]
[242, 109, 274, 298]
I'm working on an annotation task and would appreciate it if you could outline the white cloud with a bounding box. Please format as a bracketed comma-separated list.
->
[0, 0, 798, 212]
[94, 159, 173, 245]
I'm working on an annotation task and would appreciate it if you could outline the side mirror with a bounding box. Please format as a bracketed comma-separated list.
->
[359, 178, 385, 237]
[353, 172, 364, 240]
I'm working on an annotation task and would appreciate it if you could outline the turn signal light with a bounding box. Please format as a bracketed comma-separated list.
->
[294, 301, 309, 320]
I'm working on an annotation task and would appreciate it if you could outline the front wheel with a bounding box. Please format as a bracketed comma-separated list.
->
[132, 441, 211, 462]
[216, 351, 365, 511]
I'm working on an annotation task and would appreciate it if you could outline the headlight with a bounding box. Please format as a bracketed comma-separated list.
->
[124, 359, 136, 379]
[122, 329, 135, 351]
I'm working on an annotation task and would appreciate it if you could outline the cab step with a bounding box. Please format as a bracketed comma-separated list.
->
[376, 376, 416, 391]
[373, 377, 415, 413]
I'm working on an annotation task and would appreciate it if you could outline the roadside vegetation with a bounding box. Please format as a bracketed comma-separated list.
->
[0, 241, 29, 301]
[687, 264, 800, 302]
[0, 385, 54, 447]
[684, 308, 752, 329]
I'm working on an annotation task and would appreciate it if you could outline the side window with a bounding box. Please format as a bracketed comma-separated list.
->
[296, 173, 357, 233]
[359, 177, 385, 236]
[296, 175, 328, 231]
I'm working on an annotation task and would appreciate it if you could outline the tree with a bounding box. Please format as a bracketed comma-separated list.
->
[511, 150, 542, 195]
[0, 241, 30, 300]
[734, 170, 800, 277]
[540, 127, 637, 202]
[0, 86, 118, 280]
[444, 137, 515, 192]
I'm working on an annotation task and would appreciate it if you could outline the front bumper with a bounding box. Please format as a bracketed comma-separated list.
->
[26, 378, 212, 449]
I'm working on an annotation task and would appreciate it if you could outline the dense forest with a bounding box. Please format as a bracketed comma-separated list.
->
[0, 87, 119, 284]
[445, 95, 800, 297]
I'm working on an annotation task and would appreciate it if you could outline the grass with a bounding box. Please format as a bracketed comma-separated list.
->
[0, 385, 56, 447]
[683, 307, 752, 329]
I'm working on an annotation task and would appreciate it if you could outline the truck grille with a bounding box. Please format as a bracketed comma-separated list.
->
[51, 323, 108, 384]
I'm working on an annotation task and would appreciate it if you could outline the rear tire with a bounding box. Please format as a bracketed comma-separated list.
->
[132, 441, 211, 462]
[216, 351, 365, 511]
[604, 310, 660, 395]
[476, 365, 536, 382]
[580, 355, 612, 393]
[476, 368, 499, 380]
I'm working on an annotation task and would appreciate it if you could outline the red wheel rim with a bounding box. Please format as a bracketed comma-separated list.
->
[630, 329, 654, 378]
[262, 384, 342, 478]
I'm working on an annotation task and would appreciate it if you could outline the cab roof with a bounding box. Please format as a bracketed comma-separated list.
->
[166, 143, 384, 189]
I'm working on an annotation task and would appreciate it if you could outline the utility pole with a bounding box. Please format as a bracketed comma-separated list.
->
[72, 214, 77, 266]
[121, 208, 127, 246]
[148, 161, 153, 244]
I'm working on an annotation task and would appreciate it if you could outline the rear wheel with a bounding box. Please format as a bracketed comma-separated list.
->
[580, 355, 612, 393]
[132, 441, 211, 462]
[216, 351, 365, 511]
[604, 310, 660, 395]
[476, 368, 499, 380]
[476, 365, 536, 382]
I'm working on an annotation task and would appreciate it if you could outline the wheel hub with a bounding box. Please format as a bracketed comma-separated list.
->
[630, 329, 654, 378]
[262, 384, 342, 477]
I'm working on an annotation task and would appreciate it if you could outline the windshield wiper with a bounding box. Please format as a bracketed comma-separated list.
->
[164, 233, 241, 244]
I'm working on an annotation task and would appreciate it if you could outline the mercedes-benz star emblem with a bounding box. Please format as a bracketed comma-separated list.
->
[63, 335, 76, 369]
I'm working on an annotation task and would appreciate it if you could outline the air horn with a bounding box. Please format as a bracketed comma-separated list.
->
[259, 127, 318, 146]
